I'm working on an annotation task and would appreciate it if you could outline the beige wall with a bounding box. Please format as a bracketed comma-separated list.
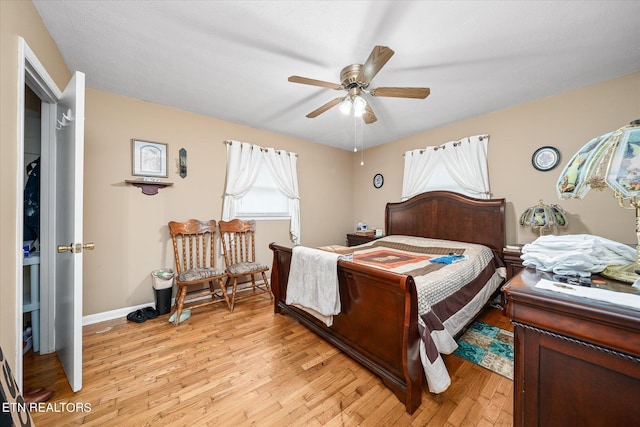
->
[354, 73, 640, 246]
[83, 89, 353, 314]
[0, 0, 71, 378]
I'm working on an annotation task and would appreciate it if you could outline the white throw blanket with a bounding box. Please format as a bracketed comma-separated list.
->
[286, 246, 345, 326]
[521, 234, 636, 277]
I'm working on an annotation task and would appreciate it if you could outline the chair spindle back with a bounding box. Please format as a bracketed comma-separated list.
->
[169, 219, 216, 275]
[219, 219, 257, 267]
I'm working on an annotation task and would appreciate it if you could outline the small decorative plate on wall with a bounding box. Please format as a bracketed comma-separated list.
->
[532, 146, 560, 171]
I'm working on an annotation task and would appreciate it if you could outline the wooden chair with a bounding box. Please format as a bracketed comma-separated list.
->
[168, 219, 229, 325]
[218, 219, 272, 311]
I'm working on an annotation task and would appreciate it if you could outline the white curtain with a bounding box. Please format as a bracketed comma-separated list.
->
[401, 148, 439, 201]
[263, 147, 301, 245]
[222, 141, 263, 220]
[222, 140, 301, 245]
[441, 135, 490, 198]
[401, 134, 491, 200]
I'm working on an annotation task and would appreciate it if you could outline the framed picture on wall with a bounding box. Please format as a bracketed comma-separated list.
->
[132, 139, 168, 177]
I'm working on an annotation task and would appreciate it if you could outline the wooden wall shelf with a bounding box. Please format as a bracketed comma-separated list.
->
[125, 180, 173, 196]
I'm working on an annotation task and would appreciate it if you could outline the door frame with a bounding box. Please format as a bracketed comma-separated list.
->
[15, 37, 62, 388]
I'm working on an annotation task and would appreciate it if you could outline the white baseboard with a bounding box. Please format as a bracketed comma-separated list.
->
[82, 299, 172, 326]
[82, 281, 269, 326]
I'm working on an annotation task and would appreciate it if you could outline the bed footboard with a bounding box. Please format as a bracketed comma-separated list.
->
[269, 243, 422, 414]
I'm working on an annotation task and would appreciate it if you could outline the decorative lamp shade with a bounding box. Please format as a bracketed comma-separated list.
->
[557, 120, 640, 200]
[519, 200, 568, 236]
[556, 119, 640, 282]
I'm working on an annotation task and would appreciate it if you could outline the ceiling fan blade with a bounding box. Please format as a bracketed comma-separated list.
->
[288, 75, 342, 90]
[357, 46, 395, 85]
[362, 103, 377, 124]
[370, 87, 431, 99]
[306, 97, 345, 118]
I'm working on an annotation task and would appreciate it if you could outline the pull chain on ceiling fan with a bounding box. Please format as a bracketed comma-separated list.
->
[288, 46, 430, 124]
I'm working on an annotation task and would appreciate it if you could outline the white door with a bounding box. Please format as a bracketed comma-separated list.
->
[54, 72, 85, 392]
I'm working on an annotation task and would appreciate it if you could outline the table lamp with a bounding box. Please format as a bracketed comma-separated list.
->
[556, 119, 640, 283]
[519, 200, 568, 236]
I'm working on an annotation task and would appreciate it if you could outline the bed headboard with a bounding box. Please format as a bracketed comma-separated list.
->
[385, 191, 505, 256]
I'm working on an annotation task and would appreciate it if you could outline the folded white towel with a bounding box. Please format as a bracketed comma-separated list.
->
[521, 234, 636, 276]
[286, 246, 345, 326]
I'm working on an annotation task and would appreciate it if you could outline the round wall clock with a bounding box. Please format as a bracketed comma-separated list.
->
[373, 173, 384, 189]
[532, 146, 560, 171]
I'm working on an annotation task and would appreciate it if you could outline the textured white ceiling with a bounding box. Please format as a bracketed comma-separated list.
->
[33, 1, 640, 151]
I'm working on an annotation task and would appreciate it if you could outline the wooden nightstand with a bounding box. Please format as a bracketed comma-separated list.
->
[346, 233, 378, 247]
[502, 246, 524, 280]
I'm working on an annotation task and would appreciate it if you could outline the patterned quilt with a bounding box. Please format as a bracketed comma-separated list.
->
[349, 235, 506, 393]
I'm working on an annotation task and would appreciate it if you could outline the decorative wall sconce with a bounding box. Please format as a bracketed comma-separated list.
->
[179, 148, 187, 178]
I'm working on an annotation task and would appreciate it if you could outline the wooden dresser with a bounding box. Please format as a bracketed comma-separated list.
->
[503, 268, 640, 427]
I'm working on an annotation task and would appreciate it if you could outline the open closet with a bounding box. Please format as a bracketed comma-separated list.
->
[23, 85, 42, 358]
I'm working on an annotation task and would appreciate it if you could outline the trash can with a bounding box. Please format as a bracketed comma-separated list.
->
[151, 269, 174, 315]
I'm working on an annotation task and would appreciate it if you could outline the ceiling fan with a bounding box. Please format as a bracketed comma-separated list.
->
[288, 46, 430, 124]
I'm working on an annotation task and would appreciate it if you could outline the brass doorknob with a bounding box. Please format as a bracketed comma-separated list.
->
[57, 244, 74, 253]
[57, 242, 95, 253]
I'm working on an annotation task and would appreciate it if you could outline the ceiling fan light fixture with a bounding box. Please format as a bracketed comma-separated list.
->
[353, 95, 367, 117]
[339, 98, 352, 115]
[289, 46, 429, 123]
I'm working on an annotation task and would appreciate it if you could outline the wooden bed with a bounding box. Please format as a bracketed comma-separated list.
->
[269, 191, 506, 414]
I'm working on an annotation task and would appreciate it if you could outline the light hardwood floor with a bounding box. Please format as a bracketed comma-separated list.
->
[24, 294, 513, 426]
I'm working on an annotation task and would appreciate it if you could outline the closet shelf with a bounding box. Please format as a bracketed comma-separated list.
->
[125, 180, 173, 196]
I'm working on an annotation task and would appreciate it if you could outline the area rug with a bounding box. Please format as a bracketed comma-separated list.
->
[453, 321, 514, 380]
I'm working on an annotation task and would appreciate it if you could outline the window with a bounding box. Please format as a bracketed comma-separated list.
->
[401, 135, 490, 200]
[235, 166, 290, 219]
[222, 140, 301, 244]
[421, 162, 475, 197]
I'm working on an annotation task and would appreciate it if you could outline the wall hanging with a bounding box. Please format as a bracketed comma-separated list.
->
[132, 139, 168, 178]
